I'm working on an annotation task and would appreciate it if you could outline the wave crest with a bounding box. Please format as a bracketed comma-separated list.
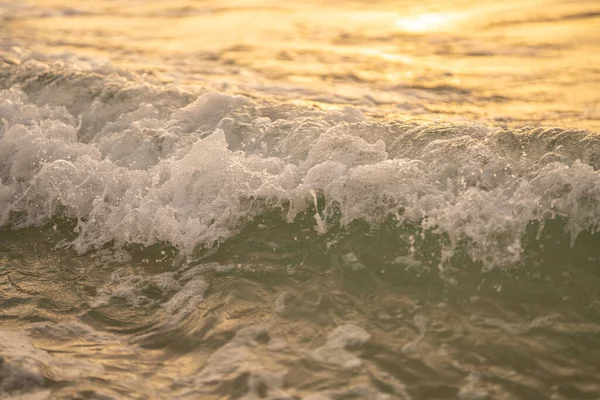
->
[1, 63, 600, 269]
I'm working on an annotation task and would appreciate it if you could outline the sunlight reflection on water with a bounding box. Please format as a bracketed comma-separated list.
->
[1, 0, 599, 129]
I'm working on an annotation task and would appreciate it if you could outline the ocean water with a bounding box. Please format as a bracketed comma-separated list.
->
[1, 1, 600, 399]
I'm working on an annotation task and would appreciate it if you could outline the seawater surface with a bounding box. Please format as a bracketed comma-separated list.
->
[1, 1, 600, 399]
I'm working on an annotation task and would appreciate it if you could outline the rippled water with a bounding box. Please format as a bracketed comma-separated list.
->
[1, 1, 600, 399]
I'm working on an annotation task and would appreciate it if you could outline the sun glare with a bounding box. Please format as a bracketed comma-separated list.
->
[395, 12, 450, 32]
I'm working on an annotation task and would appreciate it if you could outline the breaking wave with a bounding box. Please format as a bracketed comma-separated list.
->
[2, 59, 600, 270]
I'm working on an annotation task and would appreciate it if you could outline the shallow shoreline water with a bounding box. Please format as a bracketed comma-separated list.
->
[1, 1, 600, 399]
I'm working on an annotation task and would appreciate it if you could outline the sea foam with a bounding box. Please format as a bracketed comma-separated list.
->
[1, 60, 600, 269]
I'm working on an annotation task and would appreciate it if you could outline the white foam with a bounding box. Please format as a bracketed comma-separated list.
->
[470, 313, 560, 335]
[458, 372, 490, 400]
[402, 315, 429, 354]
[92, 270, 181, 308]
[2, 66, 600, 269]
[179, 324, 294, 399]
[310, 324, 371, 369]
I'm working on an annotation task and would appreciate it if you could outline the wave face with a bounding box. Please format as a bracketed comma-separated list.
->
[2, 59, 600, 270]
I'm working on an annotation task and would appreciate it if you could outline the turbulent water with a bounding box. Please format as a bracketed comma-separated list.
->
[1, 1, 600, 399]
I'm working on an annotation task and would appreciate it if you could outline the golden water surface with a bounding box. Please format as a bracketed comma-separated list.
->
[2, 0, 599, 129]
